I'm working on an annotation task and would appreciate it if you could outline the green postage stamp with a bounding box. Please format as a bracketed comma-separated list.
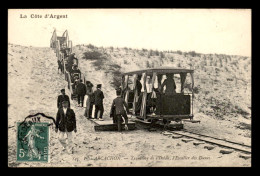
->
[17, 122, 49, 162]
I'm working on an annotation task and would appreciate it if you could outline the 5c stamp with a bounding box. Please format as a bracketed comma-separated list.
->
[17, 122, 49, 162]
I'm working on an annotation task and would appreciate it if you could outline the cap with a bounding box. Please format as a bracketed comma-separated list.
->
[97, 84, 102, 88]
[60, 89, 65, 92]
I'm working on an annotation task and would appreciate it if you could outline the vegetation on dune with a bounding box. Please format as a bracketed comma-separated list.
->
[81, 45, 123, 88]
[110, 69, 123, 89]
[76, 44, 251, 120]
[82, 50, 104, 61]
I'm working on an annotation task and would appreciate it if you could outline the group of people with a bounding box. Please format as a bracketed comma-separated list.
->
[57, 82, 105, 120]
[133, 73, 177, 115]
[84, 83, 105, 120]
[55, 82, 105, 154]
[55, 86, 130, 154]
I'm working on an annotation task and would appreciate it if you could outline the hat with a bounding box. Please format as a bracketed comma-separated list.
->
[60, 89, 65, 92]
[86, 81, 91, 84]
[97, 84, 102, 88]
[116, 88, 121, 96]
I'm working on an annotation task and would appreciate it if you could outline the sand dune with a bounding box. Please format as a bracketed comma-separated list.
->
[8, 43, 251, 167]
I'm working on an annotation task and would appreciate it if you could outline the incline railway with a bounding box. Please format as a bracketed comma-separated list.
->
[163, 129, 251, 154]
[50, 29, 251, 156]
[50, 29, 88, 100]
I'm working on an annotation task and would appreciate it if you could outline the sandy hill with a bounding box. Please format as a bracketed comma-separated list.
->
[73, 44, 251, 121]
[8, 43, 251, 167]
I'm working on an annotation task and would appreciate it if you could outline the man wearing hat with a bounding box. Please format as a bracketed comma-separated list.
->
[76, 79, 87, 107]
[93, 84, 104, 120]
[55, 100, 77, 154]
[57, 89, 70, 109]
[84, 81, 94, 118]
[110, 88, 129, 131]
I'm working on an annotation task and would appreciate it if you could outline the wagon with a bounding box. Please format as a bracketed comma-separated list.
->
[121, 67, 195, 124]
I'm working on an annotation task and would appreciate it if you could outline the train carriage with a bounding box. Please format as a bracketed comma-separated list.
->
[122, 67, 195, 124]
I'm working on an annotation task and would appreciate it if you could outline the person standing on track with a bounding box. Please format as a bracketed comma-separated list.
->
[57, 89, 70, 109]
[110, 88, 129, 132]
[76, 79, 86, 107]
[93, 84, 104, 120]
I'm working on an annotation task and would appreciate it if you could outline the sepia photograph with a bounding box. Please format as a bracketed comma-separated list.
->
[8, 9, 251, 167]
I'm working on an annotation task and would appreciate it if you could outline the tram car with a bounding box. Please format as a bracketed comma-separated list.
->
[121, 67, 195, 124]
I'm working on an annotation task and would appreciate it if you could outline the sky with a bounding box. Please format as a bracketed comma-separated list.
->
[8, 9, 251, 57]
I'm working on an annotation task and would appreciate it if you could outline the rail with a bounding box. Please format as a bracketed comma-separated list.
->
[166, 130, 251, 154]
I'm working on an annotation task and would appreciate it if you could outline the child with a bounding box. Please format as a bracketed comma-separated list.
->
[110, 88, 129, 131]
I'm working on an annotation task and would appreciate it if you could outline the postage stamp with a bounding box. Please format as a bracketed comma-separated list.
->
[17, 122, 49, 162]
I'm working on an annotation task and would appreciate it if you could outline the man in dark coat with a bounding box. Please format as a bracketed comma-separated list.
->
[57, 89, 70, 109]
[55, 101, 77, 153]
[110, 88, 129, 131]
[94, 84, 104, 120]
[76, 79, 86, 107]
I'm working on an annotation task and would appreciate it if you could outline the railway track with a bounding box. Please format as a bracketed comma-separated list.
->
[165, 129, 251, 154]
